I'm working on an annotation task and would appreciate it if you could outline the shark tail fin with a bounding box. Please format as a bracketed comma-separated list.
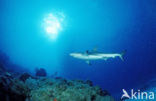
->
[119, 50, 126, 61]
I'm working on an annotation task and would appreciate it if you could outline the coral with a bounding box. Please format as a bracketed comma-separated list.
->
[26, 78, 115, 101]
[35, 68, 47, 77]
[10, 79, 29, 96]
[19, 73, 33, 82]
[0, 72, 115, 101]
[29, 87, 54, 101]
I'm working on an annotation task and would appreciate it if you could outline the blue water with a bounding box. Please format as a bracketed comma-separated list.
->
[0, 0, 156, 99]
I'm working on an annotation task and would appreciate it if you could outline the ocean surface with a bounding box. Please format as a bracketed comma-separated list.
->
[0, 0, 156, 100]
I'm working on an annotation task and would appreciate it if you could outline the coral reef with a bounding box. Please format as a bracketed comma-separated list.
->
[0, 71, 115, 101]
[35, 68, 47, 77]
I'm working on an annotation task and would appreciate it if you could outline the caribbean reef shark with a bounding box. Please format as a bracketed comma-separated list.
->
[70, 49, 126, 65]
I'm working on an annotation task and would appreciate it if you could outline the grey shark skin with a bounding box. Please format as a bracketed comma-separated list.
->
[70, 50, 126, 65]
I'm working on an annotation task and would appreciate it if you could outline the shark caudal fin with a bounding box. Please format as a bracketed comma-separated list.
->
[119, 50, 126, 61]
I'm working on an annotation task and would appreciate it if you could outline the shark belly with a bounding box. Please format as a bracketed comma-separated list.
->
[78, 55, 103, 60]
[100, 54, 119, 58]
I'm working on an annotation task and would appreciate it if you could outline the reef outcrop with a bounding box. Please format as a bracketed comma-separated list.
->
[0, 71, 115, 101]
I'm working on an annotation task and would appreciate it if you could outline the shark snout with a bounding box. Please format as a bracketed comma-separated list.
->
[70, 53, 82, 58]
[70, 53, 77, 57]
[70, 53, 75, 56]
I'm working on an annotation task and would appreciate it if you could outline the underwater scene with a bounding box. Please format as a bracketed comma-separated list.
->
[0, 0, 156, 101]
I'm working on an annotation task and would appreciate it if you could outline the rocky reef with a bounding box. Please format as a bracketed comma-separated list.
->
[0, 71, 115, 101]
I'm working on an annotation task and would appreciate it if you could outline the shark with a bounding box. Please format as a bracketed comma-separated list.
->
[70, 49, 126, 65]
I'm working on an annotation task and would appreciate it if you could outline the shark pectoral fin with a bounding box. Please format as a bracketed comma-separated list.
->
[86, 60, 91, 65]
[102, 58, 107, 61]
